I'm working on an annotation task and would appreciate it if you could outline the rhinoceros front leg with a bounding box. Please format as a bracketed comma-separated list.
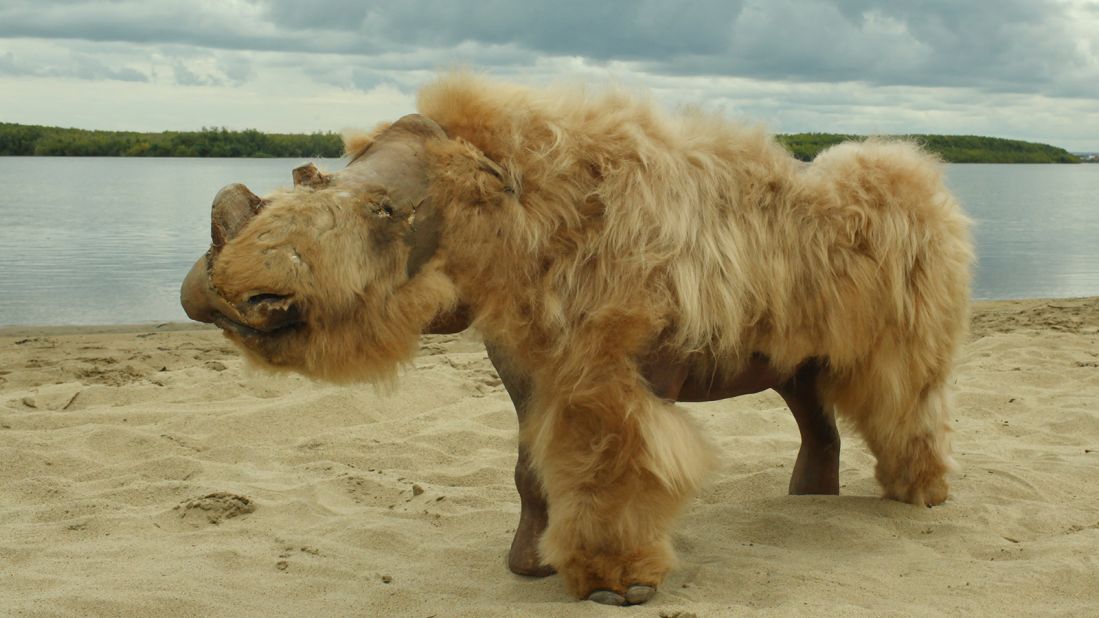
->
[527, 367, 711, 606]
[485, 341, 555, 578]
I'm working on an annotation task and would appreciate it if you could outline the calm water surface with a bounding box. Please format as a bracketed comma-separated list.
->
[0, 158, 1096, 326]
[946, 164, 1099, 300]
[0, 157, 337, 326]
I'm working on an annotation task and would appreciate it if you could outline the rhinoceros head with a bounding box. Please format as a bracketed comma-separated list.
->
[179, 114, 468, 382]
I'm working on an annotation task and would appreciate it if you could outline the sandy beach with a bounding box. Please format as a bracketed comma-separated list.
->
[2, 297, 1098, 616]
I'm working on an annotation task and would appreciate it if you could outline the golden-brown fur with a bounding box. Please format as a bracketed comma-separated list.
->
[193, 72, 972, 600]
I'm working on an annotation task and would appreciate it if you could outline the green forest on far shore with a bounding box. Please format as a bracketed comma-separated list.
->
[0, 123, 344, 158]
[0, 122, 1083, 163]
[777, 133, 1081, 163]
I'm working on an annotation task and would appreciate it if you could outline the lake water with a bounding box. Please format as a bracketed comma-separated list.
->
[0, 158, 1097, 326]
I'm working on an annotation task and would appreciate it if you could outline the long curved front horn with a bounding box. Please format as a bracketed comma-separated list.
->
[211, 183, 264, 251]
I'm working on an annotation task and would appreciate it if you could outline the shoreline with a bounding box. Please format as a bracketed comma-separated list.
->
[3, 296, 1097, 338]
[0, 322, 214, 337]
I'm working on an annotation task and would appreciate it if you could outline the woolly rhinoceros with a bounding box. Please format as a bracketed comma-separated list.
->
[180, 73, 972, 606]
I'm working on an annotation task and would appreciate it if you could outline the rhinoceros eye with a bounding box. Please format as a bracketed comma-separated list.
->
[373, 201, 395, 218]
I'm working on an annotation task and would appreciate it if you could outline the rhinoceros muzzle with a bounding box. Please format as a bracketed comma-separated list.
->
[180, 183, 304, 337]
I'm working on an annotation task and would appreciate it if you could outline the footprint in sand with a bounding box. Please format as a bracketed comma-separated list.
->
[175, 492, 256, 525]
[442, 356, 503, 394]
[74, 365, 145, 386]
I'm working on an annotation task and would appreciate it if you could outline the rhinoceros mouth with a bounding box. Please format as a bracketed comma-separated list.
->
[211, 310, 304, 338]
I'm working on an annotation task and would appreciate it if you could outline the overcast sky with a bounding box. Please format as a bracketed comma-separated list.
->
[1, 0, 1097, 151]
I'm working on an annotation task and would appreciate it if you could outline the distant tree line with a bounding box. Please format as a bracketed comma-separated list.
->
[777, 133, 1080, 163]
[0, 123, 344, 158]
[0, 122, 1080, 163]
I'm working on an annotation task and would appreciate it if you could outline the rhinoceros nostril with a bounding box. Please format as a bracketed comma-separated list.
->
[246, 293, 289, 306]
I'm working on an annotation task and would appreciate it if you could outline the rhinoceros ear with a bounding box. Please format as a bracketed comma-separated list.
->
[211, 183, 265, 250]
[425, 137, 518, 209]
[292, 162, 330, 189]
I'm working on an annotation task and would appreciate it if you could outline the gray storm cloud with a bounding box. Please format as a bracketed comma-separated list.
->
[1, 0, 1095, 96]
[0, 0, 1095, 150]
